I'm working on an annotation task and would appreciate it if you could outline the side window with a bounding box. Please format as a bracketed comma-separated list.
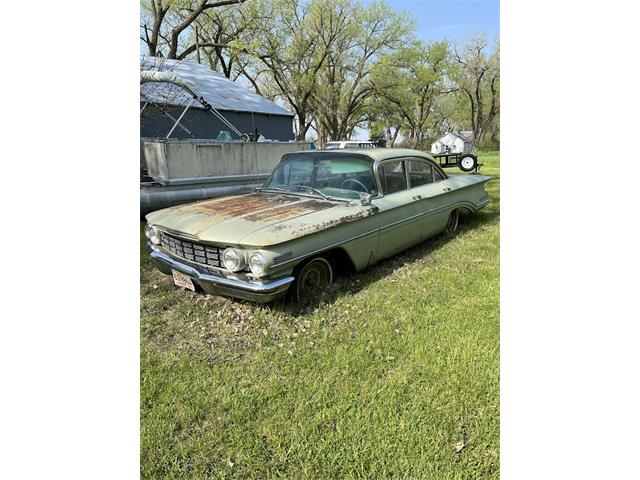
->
[379, 160, 407, 194]
[408, 160, 433, 187]
[433, 167, 445, 181]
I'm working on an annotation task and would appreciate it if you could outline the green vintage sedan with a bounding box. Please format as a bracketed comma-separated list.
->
[145, 148, 490, 302]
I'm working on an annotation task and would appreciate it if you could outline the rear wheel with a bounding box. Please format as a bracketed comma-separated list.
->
[444, 209, 459, 234]
[459, 154, 478, 172]
[292, 256, 334, 302]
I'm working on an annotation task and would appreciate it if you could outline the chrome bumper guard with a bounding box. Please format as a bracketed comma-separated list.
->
[146, 243, 294, 303]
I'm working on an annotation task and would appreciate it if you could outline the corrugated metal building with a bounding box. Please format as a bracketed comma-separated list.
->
[140, 56, 295, 141]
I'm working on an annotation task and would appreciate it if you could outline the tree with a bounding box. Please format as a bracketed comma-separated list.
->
[140, 1, 500, 149]
[245, 0, 347, 140]
[189, 0, 268, 83]
[313, 0, 413, 144]
[450, 34, 500, 149]
[140, 0, 247, 59]
[366, 94, 404, 147]
[370, 40, 451, 147]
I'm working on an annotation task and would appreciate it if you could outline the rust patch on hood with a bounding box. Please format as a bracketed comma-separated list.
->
[150, 191, 377, 246]
[184, 192, 336, 224]
[242, 198, 334, 222]
[189, 192, 300, 217]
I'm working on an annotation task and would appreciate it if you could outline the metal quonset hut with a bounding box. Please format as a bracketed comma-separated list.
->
[140, 56, 295, 141]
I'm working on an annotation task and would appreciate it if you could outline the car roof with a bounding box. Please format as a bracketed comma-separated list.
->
[312, 147, 436, 162]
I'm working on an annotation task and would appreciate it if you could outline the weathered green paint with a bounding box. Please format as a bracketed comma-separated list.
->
[146, 148, 491, 284]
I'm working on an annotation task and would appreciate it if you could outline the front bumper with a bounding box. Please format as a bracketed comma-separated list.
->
[146, 243, 294, 303]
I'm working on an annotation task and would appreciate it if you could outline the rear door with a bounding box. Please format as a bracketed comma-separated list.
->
[372, 159, 425, 259]
[406, 158, 454, 236]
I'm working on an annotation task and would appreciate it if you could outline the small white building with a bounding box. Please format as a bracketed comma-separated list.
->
[431, 131, 474, 154]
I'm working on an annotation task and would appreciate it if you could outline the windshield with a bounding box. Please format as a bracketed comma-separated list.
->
[262, 153, 378, 200]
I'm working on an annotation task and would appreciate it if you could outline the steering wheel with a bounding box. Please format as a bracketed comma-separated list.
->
[341, 178, 368, 193]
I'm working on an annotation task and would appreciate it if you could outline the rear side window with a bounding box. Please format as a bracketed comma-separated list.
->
[379, 160, 407, 194]
[408, 160, 434, 187]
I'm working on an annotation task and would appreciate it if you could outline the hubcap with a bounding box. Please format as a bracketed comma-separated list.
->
[461, 157, 474, 169]
[297, 259, 332, 300]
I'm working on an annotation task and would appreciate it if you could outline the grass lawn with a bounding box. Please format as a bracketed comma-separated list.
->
[140, 152, 500, 479]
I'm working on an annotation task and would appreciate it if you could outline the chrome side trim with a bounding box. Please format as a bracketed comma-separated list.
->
[147, 244, 294, 293]
[379, 209, 426, 231]
[378, 200, 478, 232]
[271, 198, 488, 269]
[271, 227, 380, 268]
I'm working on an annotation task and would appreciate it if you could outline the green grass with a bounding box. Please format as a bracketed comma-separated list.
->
[140, 152, 500, 479]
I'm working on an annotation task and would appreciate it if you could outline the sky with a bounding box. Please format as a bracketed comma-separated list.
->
[140, 1, 499, 54]
[363, 0, 499, 44]
[352, 0, 499, 139]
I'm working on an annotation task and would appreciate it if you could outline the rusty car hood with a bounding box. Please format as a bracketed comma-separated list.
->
[146, 192, 373, 247]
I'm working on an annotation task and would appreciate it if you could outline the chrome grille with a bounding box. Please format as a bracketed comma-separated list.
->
[160, 232, 223, 268]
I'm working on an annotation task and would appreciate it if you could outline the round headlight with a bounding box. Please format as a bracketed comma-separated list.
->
[222, 248, 245, 272]
[145, 224, 161, 245]
[248, 252, 267, 277]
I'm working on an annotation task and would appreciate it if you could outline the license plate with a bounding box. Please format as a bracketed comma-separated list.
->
[172, 270, 195, 291]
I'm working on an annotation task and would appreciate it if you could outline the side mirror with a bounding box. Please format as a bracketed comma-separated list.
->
[359, 192, 372, 206]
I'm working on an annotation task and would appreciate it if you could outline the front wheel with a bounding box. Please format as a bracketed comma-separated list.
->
[291, 256, 334, 302]
[459, 154, 478, 172]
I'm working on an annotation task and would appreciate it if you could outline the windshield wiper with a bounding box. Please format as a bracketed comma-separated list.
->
[255, 187, 293, 194]
[297, 185, 329, 200]
[257, 185, 345, 202]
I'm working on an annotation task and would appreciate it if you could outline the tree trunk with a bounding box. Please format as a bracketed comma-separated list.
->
[391, 126, 400, 147]
[295, 111, 307, 141]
